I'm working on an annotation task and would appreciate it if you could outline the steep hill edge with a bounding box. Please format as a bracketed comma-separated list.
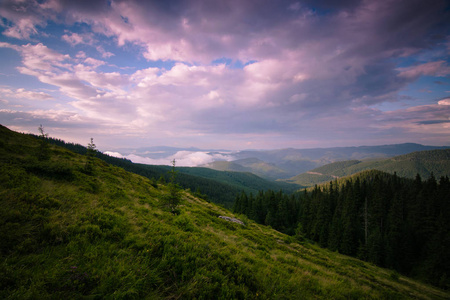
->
[27, 126, 300, 207]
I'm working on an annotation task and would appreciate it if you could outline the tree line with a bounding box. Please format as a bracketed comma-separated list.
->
[233, 170, 450, 289]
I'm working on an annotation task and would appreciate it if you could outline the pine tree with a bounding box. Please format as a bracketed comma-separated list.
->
[84, 138, 96, 174]
[163, 159, 182, 214]
[340, 181, 358, 255]
[385, 194, 404, 270]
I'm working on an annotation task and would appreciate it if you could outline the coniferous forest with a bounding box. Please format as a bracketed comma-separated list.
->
[233, 170, 450, 289]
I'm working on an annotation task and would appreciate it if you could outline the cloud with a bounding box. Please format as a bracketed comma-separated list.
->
[0, 0, 59, 40]
[397, 61, 450, 79]
[0, 87, 53, 100]
[415, 120, 450, 125]
[0, 108, 93, 130]
[0, 0, 449, 149]
[96, 46, 115, 58]
[0, 41, 20, 51]
[83, 57, 106, 68]
[62, 32, 115, 58]
[61, 32, 95, 46]
[105, 150, 234, 167]
[438, 98, 450, 106]
[3, 42, 132, 124]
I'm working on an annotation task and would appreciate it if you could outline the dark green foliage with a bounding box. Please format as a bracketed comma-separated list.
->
[234, 170, 450, 289]
[24, 159, 74, 181]
[234, 189, 300, 236]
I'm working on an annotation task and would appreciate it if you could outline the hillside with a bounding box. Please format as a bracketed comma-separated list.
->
[234, 169, 450, 290]
[202, 157, 292, 180]
[41, 132, 300, 208]
[1, 126, 448, 298]
[175, 166, 298, 194]
[285, 149, 450, 187]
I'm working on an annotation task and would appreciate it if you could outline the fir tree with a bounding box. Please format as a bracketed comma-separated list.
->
[84, 138, 96, 174]
[163, 159, 182, 214]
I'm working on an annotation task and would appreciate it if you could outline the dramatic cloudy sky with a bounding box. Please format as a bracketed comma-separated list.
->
[1, 0, 450, 155]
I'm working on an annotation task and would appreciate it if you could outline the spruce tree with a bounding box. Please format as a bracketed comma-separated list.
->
[84, 138, 96, 174]
[163, 159, 182, 214]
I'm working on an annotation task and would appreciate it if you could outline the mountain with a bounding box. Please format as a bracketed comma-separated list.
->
[1, 125, 448, 299]
[201, 160, 249, 172]
[285, 149, 450, 187]
[202, 157, 292, 180]
[175, 165, 298, 194]
[203, 143, 449, 180]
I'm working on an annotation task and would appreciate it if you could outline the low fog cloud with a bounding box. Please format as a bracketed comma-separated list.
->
[105, 150, 234, 167]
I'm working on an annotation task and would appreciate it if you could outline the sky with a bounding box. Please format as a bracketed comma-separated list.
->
[1, 0, 450, 162]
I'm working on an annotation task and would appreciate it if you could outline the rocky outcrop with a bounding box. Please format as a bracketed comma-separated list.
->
[218, 216, 245, 226]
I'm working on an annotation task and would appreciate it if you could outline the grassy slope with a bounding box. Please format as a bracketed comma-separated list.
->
[285, 150, 450, 187]
[1, 127, 449, 299]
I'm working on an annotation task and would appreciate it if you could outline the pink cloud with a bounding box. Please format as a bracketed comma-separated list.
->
[438, 98, 450, 106]
[1, 0, 448, 149]
[0, 87, 53, 100]
[61, 32, 95, 46]
[96, 46, 115, 58]
[20, 43, 71, 71]
[83, 57, 106, 68]
[397, 61, 450, 78]
[0, 0, 57, 40]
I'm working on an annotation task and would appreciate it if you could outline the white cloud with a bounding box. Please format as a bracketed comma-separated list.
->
[104, 151, 124, 158]
[106, 150, 234, 167]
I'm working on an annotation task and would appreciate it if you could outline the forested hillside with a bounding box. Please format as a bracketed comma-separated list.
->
[234, 170, 450, 289]
[286, 149, 450, 187]
[2, 125, 448, 298]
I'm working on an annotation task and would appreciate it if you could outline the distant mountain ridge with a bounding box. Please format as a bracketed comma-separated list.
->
[284, 149, 450, 187]
[203, 143, 450, 179]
